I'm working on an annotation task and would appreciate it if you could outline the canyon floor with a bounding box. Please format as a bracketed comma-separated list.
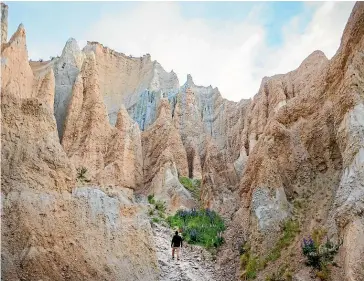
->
[152, 222, 218, 281]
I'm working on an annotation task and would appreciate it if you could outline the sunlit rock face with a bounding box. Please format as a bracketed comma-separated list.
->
[215, 3, 364, 280]
[141, 98, 195, 212]
[1, 19, 158, 281]
[82, 42, 180, 130]
[1, 2, 8, 44]
[53, 38, 85, 139]
[61, 52, 143, 191]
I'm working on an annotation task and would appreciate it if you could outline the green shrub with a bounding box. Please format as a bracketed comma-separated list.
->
[148, 194, 156, 205]
[158, 211, 166, 219]
[147, 195, 167, 223]
[240, 244, 261, 280]
[245, 256, 258, 279]
[148, 208, 154, 216]
[302, 235, 341, 271]
[179, 177, 201, 200]
[152, 217, 160, 223]
[316, 266, 330, 281]
[240, 249, 258, 280]
[76, 166, 91, 184]
[155, 200, 166, 213]
[167, 208, 225, 249]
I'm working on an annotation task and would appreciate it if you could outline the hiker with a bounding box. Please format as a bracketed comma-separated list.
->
[171, 231, 183, 260]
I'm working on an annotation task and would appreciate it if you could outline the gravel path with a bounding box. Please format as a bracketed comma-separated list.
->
[152, 222, 219, 281]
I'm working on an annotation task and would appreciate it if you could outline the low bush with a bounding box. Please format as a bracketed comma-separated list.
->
[301, 236, 341, 274]
[179, 177, 201, 200]
[152, 217, 160, 223]
[148, 194, 156, 205]
[148, 208, 154, 216]
[147, 194, 167, 223]
[155, 200, 166, 213]
[167, 208, 225, 249]
[240, 245, 259, 280]
[76, 166, 91, 184]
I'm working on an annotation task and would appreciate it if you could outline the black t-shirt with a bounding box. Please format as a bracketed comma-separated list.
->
[171, 234, 183, 247]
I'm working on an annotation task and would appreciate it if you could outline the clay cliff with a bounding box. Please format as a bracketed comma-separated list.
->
[1, 4, 158, 281]
[1, 2, 364, 281]
[215, 3, 364, 280]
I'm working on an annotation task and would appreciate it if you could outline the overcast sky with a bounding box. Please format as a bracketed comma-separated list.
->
[7, 1, 355, 101]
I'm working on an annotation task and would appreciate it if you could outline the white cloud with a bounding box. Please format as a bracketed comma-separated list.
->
[264, 2, 355, 77]
[81, 2, 354, 101]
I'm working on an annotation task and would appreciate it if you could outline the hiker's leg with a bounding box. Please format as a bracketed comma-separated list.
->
[172, 247, 175, 258]
[176, 248, 180, 260]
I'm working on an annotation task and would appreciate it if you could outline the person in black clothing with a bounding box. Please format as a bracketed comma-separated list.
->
[171, 231, 183, 260]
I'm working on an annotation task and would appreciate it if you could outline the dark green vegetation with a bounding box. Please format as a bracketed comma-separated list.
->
[148, 194, 167, 222]
[302, 234, 342, 280]
[179, 177, 201, 200]
[76, 166, 90, 184]
[167, 208, 225, 249]
[240, 244, 260, 280]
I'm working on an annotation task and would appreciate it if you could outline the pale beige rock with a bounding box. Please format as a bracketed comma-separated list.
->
[141, 98, 194, 212]
[1, 23, 75, 194]
[1, 22, 158, 281]
[1, 23, 34, 100]
[83, 41, 179, 127]
[33, 68, 56, 113]
[62, 52, 143, 190]
[1, 2, 8, 44]
[61, 52, 111, 179]
[53, 38, 85, 138]
[343, 219, 364, 281]
[98, 106, 143, 190]
[2, 186, 159, 281]
[218, 3, 364, 280]
[172, 88, 207, 178]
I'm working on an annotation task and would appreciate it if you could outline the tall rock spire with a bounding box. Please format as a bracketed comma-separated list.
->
[53, 38, 85, 139]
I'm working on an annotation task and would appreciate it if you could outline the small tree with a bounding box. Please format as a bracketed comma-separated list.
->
[147, 194, 155, 205]
[76, 167, 91, 184]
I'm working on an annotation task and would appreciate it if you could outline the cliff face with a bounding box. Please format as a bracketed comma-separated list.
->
[82, 41, 180, 130]
[2, 2, 364, 281]
[1, 14, 158, 281]
[215, 3, 364, 280]
[141, 98, 195, 212]
[1, 2, 8, 44]
[61, 51, 143, 190]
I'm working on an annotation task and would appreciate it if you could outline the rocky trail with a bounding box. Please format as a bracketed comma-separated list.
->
[151, 222, 218, 281]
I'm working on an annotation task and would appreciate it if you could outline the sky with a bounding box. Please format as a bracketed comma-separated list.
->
[7, 1, 355, 102]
